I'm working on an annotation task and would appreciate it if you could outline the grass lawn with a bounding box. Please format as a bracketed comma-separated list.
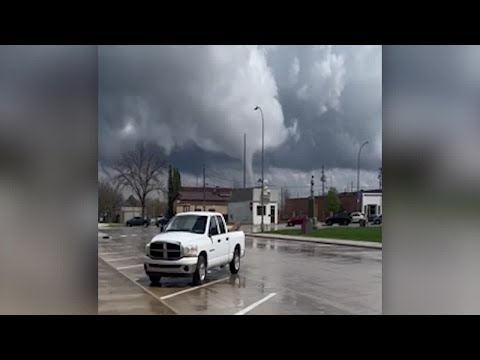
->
[270, 226, 382, 243]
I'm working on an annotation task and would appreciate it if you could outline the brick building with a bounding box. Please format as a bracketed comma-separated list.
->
[285, 189, 382, 222]
[174, 186, 233, 221]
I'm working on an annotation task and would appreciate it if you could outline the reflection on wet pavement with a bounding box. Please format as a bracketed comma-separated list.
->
[98, 226, 381, 315]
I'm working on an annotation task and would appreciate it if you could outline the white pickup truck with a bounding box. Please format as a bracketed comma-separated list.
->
[144, 212, 245, 286]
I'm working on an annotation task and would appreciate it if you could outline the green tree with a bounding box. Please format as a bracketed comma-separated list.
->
[167, 165, 182, 218]
[326, 187, 340, 214]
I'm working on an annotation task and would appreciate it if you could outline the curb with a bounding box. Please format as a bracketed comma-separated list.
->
[245, 232, 382, 250]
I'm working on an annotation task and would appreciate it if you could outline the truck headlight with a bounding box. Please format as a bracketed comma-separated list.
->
[182, 245, 198, 257]
[145, 243, 151, 255]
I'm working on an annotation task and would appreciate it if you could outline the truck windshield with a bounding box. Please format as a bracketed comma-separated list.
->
[165, 215, 208, 234]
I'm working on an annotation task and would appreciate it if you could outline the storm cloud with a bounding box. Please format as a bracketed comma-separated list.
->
[98, 45, 382, 192]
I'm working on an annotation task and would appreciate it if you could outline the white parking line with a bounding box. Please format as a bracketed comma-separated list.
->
[120, 235, 127, 238]
[235, 293, 277, 315]
[98, 256, 178, 314]
[105, 256, 141, 262]
[160, 277, 229, 300]
[99, 251, 132, 256]
[117, 264, 144, 270]
[131, 234, 137, 237]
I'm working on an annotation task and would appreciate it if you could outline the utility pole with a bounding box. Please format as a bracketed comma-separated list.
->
[321, 165, 326, 196]
[351, 181, 353, 193]
[243, 133, 246, 188]
[203, 164, 206, 211]
[310, 175, 315, 218]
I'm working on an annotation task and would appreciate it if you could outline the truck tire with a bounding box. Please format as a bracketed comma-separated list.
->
[193, 254, 207, 286]
[229, 247, 240, 274]
[149, 275, 161, 286]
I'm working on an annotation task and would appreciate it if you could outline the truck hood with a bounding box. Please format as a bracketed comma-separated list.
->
[150, 231, 206, 245]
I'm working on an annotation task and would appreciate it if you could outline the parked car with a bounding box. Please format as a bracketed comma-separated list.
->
[155, 216, 170, 228]
[126, 216, 149, 227]
[373, 214, 382, 225]
[286, 215, 307, 227]
[144, 212, 245, 286]
[325, 213, 351, 226]
[350, 212, 366, 223]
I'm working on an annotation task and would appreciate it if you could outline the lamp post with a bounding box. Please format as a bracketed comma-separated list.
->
[357, 141, 369, 211]
[254, 106, 264, 232]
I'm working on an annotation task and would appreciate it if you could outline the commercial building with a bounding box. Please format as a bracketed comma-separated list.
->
[228, 187, 279, 225]
[174, 186, 232, 221]
[359, 189, 382, 220]
[285, 189, 382, 222]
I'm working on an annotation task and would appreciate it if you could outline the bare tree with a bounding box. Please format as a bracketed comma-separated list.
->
[112, 143, 167, 217]
[146, 197, 167, 218]
[98, 180, 124, 223]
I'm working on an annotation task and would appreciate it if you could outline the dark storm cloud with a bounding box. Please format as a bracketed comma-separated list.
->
[263, 45, 381, 172]
[98, 45, 381, 187]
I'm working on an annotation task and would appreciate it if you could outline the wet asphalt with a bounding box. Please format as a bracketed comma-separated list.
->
[98, 226, 381, 315]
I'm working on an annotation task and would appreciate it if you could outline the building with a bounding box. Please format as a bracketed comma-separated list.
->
[285, 189, 382, 222]
[174, 186, 232, 221]
[120, 206, 142, 223]
[360, 189, 382, 220]
[118, 195, 143, 223]
[228, 187, 279, 225]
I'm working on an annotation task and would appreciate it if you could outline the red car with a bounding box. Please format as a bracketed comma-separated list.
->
[286, 215, 307, 227]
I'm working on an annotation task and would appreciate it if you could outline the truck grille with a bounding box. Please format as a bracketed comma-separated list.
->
[150, 242, 182, 260]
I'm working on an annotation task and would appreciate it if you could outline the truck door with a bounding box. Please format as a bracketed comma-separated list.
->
[208, 216, 228, 266]
[215, 215, 230, 263]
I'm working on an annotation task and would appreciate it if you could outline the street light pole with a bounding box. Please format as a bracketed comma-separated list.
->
[254, 106, 264, 232]
[357, 141, 369, 210]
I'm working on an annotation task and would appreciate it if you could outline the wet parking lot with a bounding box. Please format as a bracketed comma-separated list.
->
[98, 226, 381, 315]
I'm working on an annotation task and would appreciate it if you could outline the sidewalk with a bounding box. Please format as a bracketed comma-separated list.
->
[245, 232, 382, 249]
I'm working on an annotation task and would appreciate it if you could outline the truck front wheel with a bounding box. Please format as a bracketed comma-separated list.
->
[229, 247, 240, 274]
[149, 275, 161, 286]
[193, 255, 207, 286]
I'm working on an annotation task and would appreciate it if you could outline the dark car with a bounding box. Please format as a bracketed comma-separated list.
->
[286, 215, 307, 227]
[126, 216, 149, 227]
[155, 216, 170, 228]
[325, 213, 351, 226]
[373, 214, 382, 225]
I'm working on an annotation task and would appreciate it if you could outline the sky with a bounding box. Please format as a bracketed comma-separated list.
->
[98, 45, 382, 197]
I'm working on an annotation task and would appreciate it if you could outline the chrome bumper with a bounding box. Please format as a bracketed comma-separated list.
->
[144, 255, 198, 276]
